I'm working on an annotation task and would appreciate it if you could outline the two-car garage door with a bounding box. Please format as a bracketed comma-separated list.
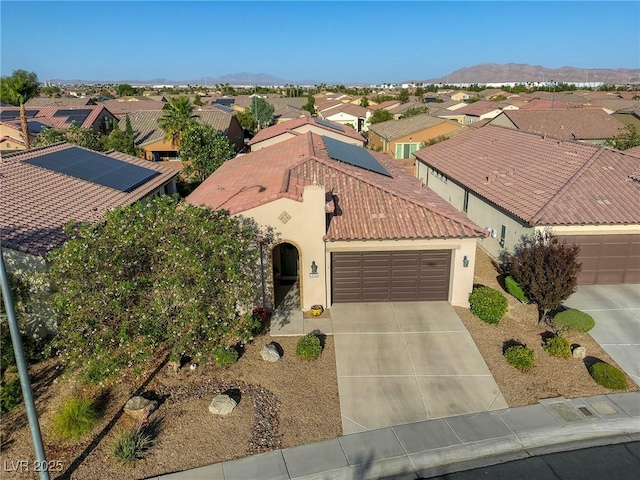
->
[557, 234, 640, 285]
[332, 250, 451, 303]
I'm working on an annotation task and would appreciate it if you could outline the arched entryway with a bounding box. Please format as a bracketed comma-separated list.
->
[272, 242, 300, 308]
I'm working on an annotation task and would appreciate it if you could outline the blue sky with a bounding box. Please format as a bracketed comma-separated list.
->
[1, 1, 638, 83]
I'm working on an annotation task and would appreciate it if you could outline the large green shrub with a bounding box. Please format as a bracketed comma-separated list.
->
[590, 362, 627, 390]
[0, 377, 22, 415]
[48, 196, 266, 379]
[469, 287, 508, 324]
[543, 335, 571, 358]
[52, 397, 101, 441]
[505, 276, 529, 303]
[553, 309, 595, 333]
[504, 345, 536, 371]
[296, 334, 322, 360]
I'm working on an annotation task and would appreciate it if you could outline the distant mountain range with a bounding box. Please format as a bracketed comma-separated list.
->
[425, 63, 640, 84]
[46, 64, 640, 86]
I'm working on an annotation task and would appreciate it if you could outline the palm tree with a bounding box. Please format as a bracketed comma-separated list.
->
[0, 70, 40, 149]
[157, 96, 197, 147]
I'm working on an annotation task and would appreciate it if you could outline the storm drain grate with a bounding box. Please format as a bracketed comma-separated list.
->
[578, 406, 594, 417]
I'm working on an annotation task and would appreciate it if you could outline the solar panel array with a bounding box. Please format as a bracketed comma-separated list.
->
[316, 119, 344, 132]
[25, 147, 160, 192]
[52, 108, 92, 125]
[213, 104, 235, 114]
[322, 136, 391, 177]
[0, 109, 40, 120]
[27, 120, 50, 134]
[214, 98, 235, 106]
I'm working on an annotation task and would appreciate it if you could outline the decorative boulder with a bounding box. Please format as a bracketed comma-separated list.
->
[209, 394, 237, 415]
[124, 396, 158, 422]
[260, 343, 281, 363]
[572, 346, 586, 359]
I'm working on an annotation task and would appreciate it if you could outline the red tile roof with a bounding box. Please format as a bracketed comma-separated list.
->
[494, 109, 625, 141]
[452, 101, 511, 117]
[187, 133, 485, 240]
[0, 105, 116, 130]
[1, 143, 178, 256]
[248, 117, 365, 145]
[414, 126, 640, 226]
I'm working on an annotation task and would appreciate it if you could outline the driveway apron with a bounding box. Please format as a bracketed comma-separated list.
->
[564, 284, 640, 385]
[331, 301, 508, 434]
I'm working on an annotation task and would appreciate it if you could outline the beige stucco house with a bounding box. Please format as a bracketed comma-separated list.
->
[187, 132, 486, 313]
[414, 125, 640, 285]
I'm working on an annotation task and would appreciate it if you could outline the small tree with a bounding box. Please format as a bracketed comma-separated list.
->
[610, 124, 640, 151]
[103, 115, 137, 156]
[237, 108, 257, 134]
[302, 94, 315, 114]
[370, 109, 394, 124]
[181, 123, 236, 183]
[360, 96, 370, 107]
[397, 88, 410, 103]
[250, 97, 275, 130]
[510, 230, 581, 325]
[34, 124, 104, 151]
[399, 106, 429, 119]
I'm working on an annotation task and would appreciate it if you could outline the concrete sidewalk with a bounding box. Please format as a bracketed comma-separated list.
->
[150, 392, 640, 480]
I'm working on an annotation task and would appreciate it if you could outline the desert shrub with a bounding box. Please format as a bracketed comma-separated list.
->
[543, 335, 571, 358]
[79, 356, 127, 385]
[505, 276, 529, 303]
[553, 309, 595, 333]
[52, 397, 101, 441]
[112, 427, 152, 464]
[212, 347, 238, 367]
[469, 286, 508, 324]
[590, 362, 627, 390]
[0, 377, 22, 415]
[296, 334, 322, 360]
[504, 345, 535, 371]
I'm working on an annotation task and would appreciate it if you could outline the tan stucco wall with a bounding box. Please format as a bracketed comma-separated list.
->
[0, 124, 28, 151]
[141, 138, 177, 161]
[388, 122, 462, 156]
[241, 184, 327, 311]
[325, 238, 478, 307]
[539, 225, 640, 235]
[250, 132, 297, 151]
[489, 114, 517, 129]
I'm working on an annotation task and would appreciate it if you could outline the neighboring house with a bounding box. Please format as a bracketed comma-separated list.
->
[450, 91, 475, 102]
[369, 100, 402, 111]
[25, 97, 97, 107]
[187, 132, 485, 311]
[612, 107, 640, 130]
[248, 117, 365, 151]
[368, 114, 466, 163]
[232, 95, 308, 120]
[489, 109, 626, 145]
[0, 105, 119, 151]
[386, 100, 427, 120]
[98, 98, 167, 119]
[413, 126, 640, 285]
[436, 101, 518, 125]
[319, 103, 372, 132]
[126, 109, 244, 162]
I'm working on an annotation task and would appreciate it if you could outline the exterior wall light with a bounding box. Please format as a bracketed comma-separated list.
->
[463, 255, 470, 268]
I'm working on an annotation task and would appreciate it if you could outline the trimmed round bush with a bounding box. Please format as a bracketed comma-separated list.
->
[469, 286, 508, 324]
[553, 309, 595, 333]
[296, 334, 322, 360]
[543, 335, 571, 358]
[590, 362, 627, 390]
[212, 347, 239, 367]
[504, 345, 536, 371]
[504, 276, 529, 303]
[52, 397, 101, 441]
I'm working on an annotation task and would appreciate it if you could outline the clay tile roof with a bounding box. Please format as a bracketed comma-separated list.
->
[0, 105, 116, 130]
[187, 133, 485, 240]
[453, 100, 511, 117]
[369, 100, 402, 111]
[1, 143, 178, 256]
[97, 99, 167, 117]
[413, 125, 640, 226]
[497, 109, 626, 141]
[321, 103, 371, 118]
[368, 114, 457, 141]
[125, 109, 235, 147]
[25, 97, 96, 107]
[248, 117, 365, 145]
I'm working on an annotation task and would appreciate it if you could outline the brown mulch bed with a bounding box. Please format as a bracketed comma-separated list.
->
[458, 247, 638, 407]
[0, 335, 341, 480]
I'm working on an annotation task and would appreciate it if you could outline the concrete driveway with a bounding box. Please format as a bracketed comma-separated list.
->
[564, 284, 640, 385]
[331, 302, 507, 434]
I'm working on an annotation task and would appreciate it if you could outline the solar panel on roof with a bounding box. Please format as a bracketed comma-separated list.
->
[213, 104, 234, 114]
[52, 108, 92, 125]
[316, 119, 344, 132]
[24, 147, 160, 192]
[214, 98, 235, 106]
[27, 120, 50, 134]
[0, 109, 39, 121]
[322, 136, 391, 177]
